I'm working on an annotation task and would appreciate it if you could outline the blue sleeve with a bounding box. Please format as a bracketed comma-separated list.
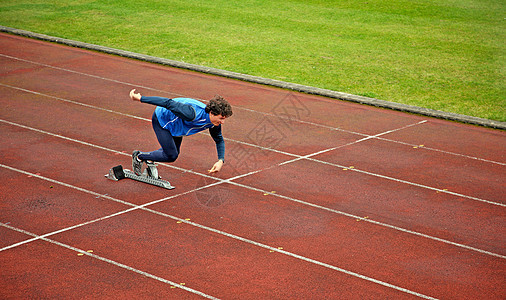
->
[209, 125, 225, 161]
[141, 96, 196, 121]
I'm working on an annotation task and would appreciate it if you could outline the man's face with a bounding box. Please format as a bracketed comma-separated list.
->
[210, 113, 227, 126]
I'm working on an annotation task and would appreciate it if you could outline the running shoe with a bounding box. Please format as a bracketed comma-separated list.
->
[146, 161, 159, 179]
[132, 150, 144, 175]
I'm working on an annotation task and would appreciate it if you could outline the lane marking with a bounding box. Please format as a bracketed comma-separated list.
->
[1, 119, 505, 258]
[0, 82, 299, 159]
[279, 120, 428, 165]
[375, 133, 506, 166]
[0, 53, 176, 96]
[1, 53, 504, 166]
[225, 180, 506, 259]
[0, 163, 222, 252]
[0, 222, 219, 300]
[0, 83, 148, 121]
[305, 157, 506, 207]
[0, 166, 438, 300]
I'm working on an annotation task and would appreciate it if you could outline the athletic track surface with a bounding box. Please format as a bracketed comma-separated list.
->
[0, 33, 504, 299]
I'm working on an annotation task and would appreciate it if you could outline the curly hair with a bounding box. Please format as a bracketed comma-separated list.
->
[205, 95, 233, 117]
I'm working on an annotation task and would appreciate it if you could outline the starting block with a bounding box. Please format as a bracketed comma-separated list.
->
[105, 164, 175, 190]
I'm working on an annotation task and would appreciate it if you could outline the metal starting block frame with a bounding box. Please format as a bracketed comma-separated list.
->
[105, 165, 175, 190]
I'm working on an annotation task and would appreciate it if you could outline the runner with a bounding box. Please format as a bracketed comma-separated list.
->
[129, 89, 233, 175]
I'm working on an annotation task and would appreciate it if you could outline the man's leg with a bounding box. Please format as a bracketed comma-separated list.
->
[139, 113, 181, 162]
[133, 113, 182, 175]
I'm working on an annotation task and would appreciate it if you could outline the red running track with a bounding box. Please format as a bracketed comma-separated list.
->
[0, 33, 505, 299]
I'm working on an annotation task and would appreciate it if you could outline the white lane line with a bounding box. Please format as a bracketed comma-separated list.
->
[1, 53, 504, 166]
[0, 163, 222, 252]
[234, 104, 501, 165]
[0, 222, 219, 300]
[0, 53, 176, 96]
[305, 156, 506, 208]
[0, 82, 299, 159]
[139, 208, 439, 300]
[1, 118, 505, 257]
[375, 136, 506, 166]
[0, 118, 223, 183]
[0, 83, 148, 121]
[271, 120, 505, 207]
[279, 120, 428, 165]
[225, 179, 506, 259]
[0, 165, 438, 300]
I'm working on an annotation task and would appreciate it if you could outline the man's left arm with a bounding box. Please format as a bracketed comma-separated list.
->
[208, 125, 225, 173]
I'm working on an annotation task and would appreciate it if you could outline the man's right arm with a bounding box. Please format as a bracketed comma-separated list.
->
[130, 89, 196, 121]
[141, 96, 196, 121]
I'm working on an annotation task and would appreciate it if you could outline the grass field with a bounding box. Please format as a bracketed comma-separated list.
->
[0, 0, 504, 121]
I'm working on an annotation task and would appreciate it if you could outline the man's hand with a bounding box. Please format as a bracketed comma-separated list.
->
[130, 89, 142, 101]
[208, 160, 224, 173]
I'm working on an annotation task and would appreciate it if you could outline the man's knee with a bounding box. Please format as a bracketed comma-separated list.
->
[166, 153, 178, 162]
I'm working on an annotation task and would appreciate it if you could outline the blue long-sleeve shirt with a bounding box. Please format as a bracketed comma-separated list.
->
[141, 96, 226, 161]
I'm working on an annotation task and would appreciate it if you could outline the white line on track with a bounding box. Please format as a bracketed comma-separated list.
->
[0, 82, 299, 159]
[0, 163, 221, 252]
[279, 120, 428, 165]
[1, 119, 505, 260]
[306, 157, 506, 207]
[0, 54, 176, 96]
[0, 165, 438, 300]
[0, 222, 219, 300]
[0, 53, 504, 166]
[222, 102, 505, 166]
[0, 82, 149, 121]
[226, 180, 506, 259]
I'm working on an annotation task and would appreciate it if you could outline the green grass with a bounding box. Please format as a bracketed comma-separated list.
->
[1, 0, 504, 121]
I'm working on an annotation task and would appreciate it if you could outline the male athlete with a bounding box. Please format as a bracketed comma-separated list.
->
[129, 89, 233, 175]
